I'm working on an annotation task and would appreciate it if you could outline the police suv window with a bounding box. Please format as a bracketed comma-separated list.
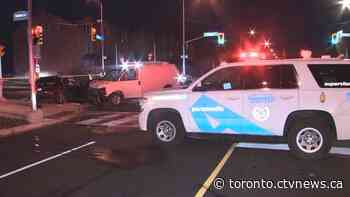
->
[197, 67, 242, 91]
[243, 65, 298, 89]
[308, 64, 350, 88]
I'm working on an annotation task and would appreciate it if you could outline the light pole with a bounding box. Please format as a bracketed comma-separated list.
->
[27, 0, 37, 111]
[100, 1, 105, 73]
[0, 46, 4, 100]
[181, 0, 186, 76]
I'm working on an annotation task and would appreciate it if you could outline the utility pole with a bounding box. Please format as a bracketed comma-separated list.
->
[181, 0, 186, 75]
[0, 53, 3, 100]
[100, 1, 105, 73]
[27, 0, 37, 111]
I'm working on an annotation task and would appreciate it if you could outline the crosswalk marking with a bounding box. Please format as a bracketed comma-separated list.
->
[76, 113, 132, 126]
[76, 112, 139, 128]
[100, 115, 139, 127]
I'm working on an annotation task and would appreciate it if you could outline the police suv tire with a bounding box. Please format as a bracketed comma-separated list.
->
[150, 113, 185, 146]
[287, 120, 332, 160]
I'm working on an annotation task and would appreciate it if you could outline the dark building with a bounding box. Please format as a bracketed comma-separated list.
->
[12, 10, 180, 76]
[13, 11, 98, 76]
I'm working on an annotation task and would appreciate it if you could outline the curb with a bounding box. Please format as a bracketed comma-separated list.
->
[0, 106, 86, 138]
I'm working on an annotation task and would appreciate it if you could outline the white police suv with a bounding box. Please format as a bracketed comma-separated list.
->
[139, 58, 350, 159]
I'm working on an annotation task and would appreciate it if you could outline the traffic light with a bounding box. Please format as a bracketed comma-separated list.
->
[218, 33, 225, 45]
[91, 26, 97, 42]
[331, 30, 343, 45]
[32, 25, 44, 45]
[0, 45, 5, 57]
[37, 26, 43, 45]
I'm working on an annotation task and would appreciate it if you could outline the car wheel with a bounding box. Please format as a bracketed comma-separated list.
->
[287, 120, 333, 160]
[56, 91, 66, 104]
[150, 112, 185, 145]
[109, 93, 122, 106]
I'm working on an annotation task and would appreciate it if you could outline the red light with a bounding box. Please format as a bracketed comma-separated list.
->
[35, 26, 43, 34]
[239, 50, 267, 60]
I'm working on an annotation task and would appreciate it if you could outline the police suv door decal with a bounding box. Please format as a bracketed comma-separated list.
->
[190, 95, 273, 135]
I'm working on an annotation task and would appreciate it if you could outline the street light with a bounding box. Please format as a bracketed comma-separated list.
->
[339, 0, 350, 10]
[181, 0, 220, 76]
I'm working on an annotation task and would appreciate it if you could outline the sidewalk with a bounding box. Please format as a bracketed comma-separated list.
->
[0, 100, 85, 138]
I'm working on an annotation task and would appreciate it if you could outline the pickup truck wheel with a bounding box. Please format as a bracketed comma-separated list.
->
[150, 113, 185, 145]
[287, 120, 332, 160]
[109, 93, 122, 106]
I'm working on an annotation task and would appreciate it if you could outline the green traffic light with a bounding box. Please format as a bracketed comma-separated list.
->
[218, 33, 225, 45]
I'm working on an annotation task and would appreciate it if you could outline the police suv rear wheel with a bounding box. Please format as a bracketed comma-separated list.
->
[288, 120, 332, 160]
[150, 113, 185, 145]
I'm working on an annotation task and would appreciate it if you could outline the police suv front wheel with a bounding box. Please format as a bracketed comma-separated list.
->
[288, 121, 333, 160]
[150, 113, 185, 145]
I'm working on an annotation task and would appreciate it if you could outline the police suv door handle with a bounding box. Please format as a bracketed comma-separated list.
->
[226, 97, 240, 101]
[280, 95, 294, 100]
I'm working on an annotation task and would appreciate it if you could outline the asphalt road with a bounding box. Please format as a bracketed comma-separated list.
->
[0, 108, 349, 197]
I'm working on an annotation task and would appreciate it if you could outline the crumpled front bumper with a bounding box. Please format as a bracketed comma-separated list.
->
[88, 88, 107, 104]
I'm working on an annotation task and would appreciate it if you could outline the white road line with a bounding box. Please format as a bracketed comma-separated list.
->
[236, 143, 350, 156]
[0, 141, 96, 180]
[100, 115, 139, 127]
[195, 143, 237, 197]
[76, 113, 128, 125]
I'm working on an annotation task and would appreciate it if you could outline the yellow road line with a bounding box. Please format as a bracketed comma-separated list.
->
[195, 143, 237, 197]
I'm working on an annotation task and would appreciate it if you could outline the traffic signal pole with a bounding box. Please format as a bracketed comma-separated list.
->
[27, 0, 37, 111]
[181, 0, 186, 76]
[0, 56, 2, 79]
[0, 56, 3, 100]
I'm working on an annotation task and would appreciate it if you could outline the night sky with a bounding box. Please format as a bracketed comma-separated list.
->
[0, 0, 348, 74]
